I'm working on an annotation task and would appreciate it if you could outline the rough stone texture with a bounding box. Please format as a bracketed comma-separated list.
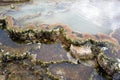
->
[113, 73, 120, 80]
[0, 0, 30, 6]
[49, 62, 94, 80]
[36, 43, 69, 62]
[70, 44, 94, 60]
[0, 0, 30, 2]
[97, 53, 120, 76]
[0, 16, 120, 80]
[0, 75, 5, 80]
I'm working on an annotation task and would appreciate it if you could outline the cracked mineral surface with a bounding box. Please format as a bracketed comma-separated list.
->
[0, 0, 120, 80]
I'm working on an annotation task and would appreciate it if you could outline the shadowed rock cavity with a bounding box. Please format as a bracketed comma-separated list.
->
[0, 16, 120, 79]
[0, 16, 118, 44]
[0, 17, 6, 29]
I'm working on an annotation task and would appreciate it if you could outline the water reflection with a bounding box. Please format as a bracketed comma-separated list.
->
[0, 0, 116, 34]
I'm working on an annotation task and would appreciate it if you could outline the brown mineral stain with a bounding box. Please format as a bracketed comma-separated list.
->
[97, 32, 119, 45]
[82, 32, 96, 39]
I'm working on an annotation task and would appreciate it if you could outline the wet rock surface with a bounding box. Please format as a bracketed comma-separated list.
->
[113, 73, 120, 80]
[0, 0, 30, 6]
[0, 22, 120, 79]
[0, 1, 120, 79]
[48, 62, 94, 80]
[36, 43, 69, 62]
[70, 43, 94, 60]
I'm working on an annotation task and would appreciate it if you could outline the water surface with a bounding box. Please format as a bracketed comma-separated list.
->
[1, 0, 119, 34]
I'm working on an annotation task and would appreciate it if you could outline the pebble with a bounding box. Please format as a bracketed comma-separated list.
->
[10, 4, 15, 9]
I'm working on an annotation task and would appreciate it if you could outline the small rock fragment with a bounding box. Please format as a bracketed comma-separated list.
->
[10, 4, 15, 9]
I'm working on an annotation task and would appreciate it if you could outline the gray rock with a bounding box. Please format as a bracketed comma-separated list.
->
[113, 73, 120, 80]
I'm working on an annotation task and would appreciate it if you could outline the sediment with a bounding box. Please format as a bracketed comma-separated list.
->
[0, 16, 120, 80]
[0, 0, 30, 6]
